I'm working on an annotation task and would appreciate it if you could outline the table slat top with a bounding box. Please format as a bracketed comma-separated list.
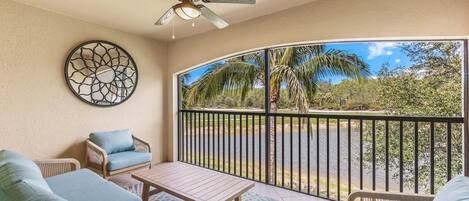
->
[132, 162, 255, 201]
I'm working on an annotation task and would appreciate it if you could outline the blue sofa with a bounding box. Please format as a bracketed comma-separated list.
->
[0, 150, 141, 201]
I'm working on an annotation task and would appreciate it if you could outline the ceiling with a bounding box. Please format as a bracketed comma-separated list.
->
[13, 0, 317, 41]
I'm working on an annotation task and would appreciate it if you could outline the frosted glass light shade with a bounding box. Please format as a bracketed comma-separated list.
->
[174, 5, 201, 20]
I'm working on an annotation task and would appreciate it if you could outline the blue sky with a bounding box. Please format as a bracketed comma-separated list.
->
[183, 42, 412, 85]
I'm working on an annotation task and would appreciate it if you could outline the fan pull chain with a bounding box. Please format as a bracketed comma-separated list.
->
[171, 23, 176, 40]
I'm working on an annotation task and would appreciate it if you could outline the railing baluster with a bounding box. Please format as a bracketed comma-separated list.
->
[180, 112, 187, 162]
[234, 114, 237, 175]
[259, 115, 262, 182]
[228, 114, 231, 174]
[290, 116, 293, 189]
[209, 112, 212, 168]
[337, 118, 341, 200]
[198, 112, 201, 166]
[360, 119, 363, 190]
[274, 116, 277, 185]
[326, 118, 330, 198]
[399, 120, 404, 193]
[222, 113, 226, 171]
[246, 114, 249, 178]
[414, 121, 419, 194]
[252, 114, 255, 180]
[191, 112, 194, 164]
[282, 116, 285, 187]
[385, 120, 389, 192]
[178, 111, 181, 161]
[430, 122, 435, 194]
[316, 118, 320, 196]
[372, 120, 376, 191]
[212, 113, 215, 169]
[205, 112, 208, 168]
[348, 119, 351, 195]
[202, 113, 207, 167]
[447, 122, 452, 181]
[298, 117, 302, 192]
[307, 117, 311, 194]
[218, 113, 220, 171]
[240, 114, 243, 176]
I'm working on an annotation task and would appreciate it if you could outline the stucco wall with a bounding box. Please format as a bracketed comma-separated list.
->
[165, 0, 469, 161]
[0, 0, 167, 164]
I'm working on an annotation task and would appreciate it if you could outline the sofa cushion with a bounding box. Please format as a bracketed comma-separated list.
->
[107, 151, 152, 171]
[5, 180, 66, 201]
[0, 150, 42, 174]
[434, 175, 469, 201]
[0, 150, 52, 194]
[90, 129, 135, 154]
[47, 169, 140, 201]
[0, 163, 52, 192]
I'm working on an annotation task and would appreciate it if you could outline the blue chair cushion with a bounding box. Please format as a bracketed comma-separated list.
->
[90, 129, 135, 154]
[107, 151, 152, 171]
[47, 169, 141, 201]
[434, 175, 469, 201]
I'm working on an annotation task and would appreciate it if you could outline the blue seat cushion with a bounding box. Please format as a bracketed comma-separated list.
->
[435, 175, 469, 201]
[90, 129, 135, 154]
[47, 169, 141, 201]
[107, 151, 152, 171]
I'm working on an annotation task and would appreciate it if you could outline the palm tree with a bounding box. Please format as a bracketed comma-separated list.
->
[186, 45, 369, 183]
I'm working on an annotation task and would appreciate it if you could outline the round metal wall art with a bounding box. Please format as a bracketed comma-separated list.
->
[65, 41, 138, 107]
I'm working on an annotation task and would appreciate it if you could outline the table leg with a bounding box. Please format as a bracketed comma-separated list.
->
[234, 195, 241, 201]
[142, 183, 150, 201]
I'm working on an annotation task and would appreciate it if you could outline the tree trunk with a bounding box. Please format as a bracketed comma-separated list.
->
[268, 85, 280, 184]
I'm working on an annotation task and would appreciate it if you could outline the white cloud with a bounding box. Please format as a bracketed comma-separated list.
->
[367, 42, 397, 60]
[395, 59, 401, 63]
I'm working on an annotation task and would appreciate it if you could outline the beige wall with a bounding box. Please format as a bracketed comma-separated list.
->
[0, 0, 167, 164]
[166, 0, 469, 161]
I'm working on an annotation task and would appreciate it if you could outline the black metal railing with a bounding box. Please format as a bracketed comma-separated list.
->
[177, 109, 464, 200]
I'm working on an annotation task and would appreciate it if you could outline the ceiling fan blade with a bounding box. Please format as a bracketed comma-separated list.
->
[197, 5, 229, 29]
[155, 7, 175, 25]
[202, 0, 256, 4]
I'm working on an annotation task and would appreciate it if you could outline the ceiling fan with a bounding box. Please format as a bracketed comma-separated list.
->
[155, 0, 256, 29]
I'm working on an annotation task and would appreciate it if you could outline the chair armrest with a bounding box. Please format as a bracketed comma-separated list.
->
[347, 191, 435, 201]
[35, 158, 80, 178]
[86, 140, 108, 168]
[133, 136, 151, 153]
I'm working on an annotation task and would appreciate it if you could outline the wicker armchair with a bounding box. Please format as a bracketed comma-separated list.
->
[347, 191, 435, 201]
[85, 136, 151, 178]
[34, 158, 81, 178]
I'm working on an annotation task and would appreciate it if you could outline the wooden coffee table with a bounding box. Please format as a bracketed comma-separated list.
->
[131, 162, 255, 201]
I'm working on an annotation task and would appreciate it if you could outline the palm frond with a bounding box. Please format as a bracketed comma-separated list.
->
[302, 49, 370, 80]
[186, 62, 261, 107]
[271, 65, 309, 112]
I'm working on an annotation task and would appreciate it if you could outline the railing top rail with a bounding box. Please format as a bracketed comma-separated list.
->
[179, 109, 464, 123]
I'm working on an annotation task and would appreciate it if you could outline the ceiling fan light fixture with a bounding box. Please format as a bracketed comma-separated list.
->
[174, 3, 201, 20]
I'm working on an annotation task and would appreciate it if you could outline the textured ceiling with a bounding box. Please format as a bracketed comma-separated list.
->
[13, 0, 317, 41]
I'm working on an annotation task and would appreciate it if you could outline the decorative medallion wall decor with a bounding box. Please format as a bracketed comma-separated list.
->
[65, 41, 138, 107]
